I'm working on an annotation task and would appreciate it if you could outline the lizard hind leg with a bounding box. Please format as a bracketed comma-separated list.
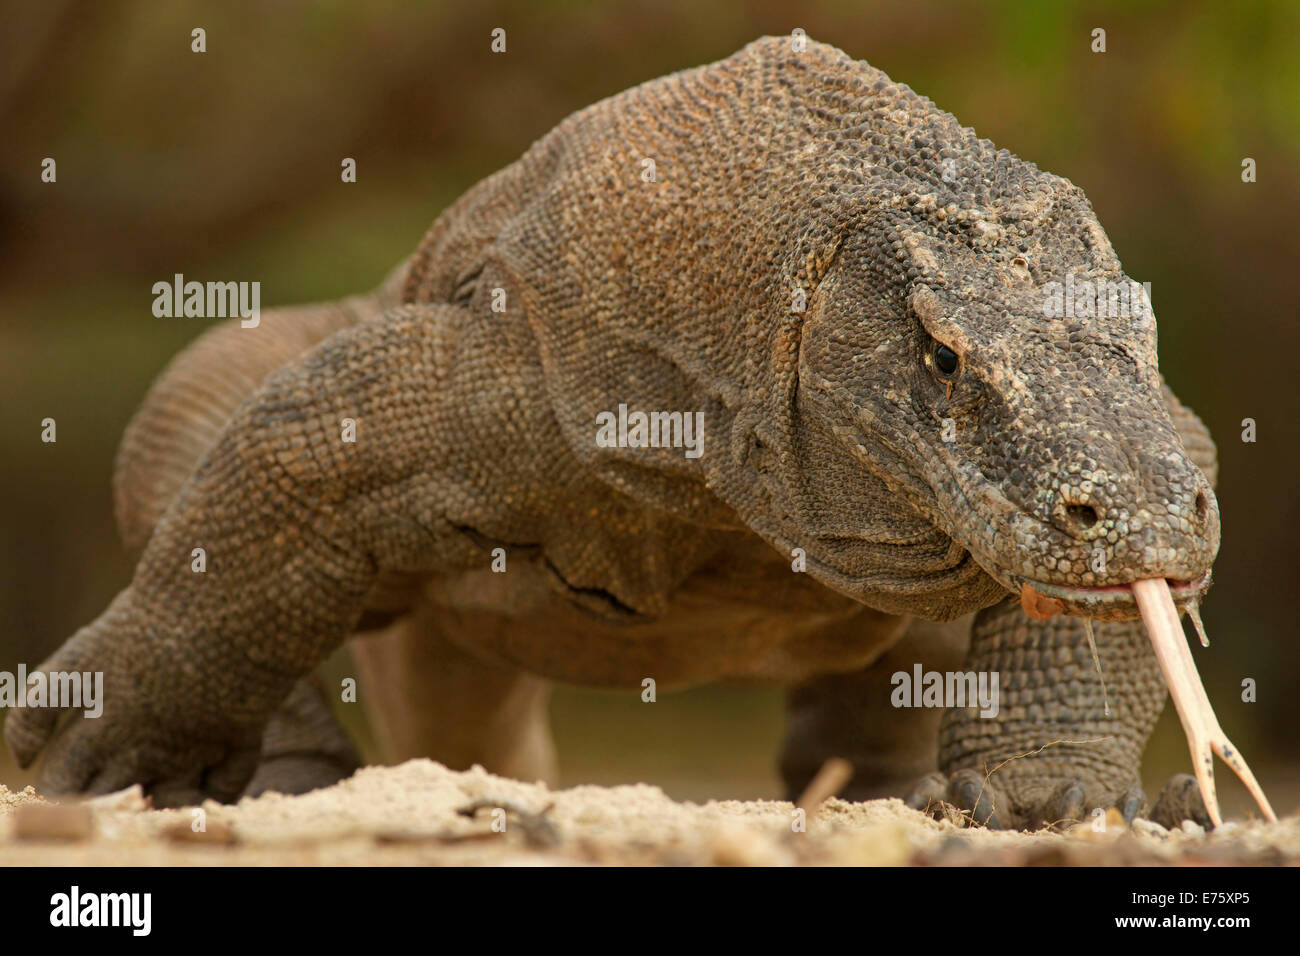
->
[113, 262, 407, 551]
[351, 601, 558, 786]
[780, 614, 970, 803]
[241, 674, 362, 798]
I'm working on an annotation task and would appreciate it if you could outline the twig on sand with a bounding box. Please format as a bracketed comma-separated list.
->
[795, 757, 855, 812]
[457, 796, 561, 847]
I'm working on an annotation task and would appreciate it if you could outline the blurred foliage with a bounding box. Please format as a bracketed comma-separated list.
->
[1, 0, 1296, 804]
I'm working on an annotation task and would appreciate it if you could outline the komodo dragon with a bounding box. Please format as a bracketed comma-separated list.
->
[7, 37, 1265, 829]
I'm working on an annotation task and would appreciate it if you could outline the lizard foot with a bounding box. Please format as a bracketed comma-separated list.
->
[904, 769, 1148, 831]
[4, 590, 269, 808]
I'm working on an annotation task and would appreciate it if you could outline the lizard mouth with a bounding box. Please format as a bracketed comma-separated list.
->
[1017, 570, 1211, 621]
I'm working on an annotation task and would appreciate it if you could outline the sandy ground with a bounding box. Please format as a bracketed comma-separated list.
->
[0, 759, 1296, 866]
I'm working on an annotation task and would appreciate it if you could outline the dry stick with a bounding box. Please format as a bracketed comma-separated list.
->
[795, 757, 854, 812]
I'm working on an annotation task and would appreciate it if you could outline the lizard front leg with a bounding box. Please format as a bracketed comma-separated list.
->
[909, 599, 1213, 829]
[5, 304, 515, 805]
[910, 598, 1163, 829]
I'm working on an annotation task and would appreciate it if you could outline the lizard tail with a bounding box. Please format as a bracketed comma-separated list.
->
[112, 259, 409, 553]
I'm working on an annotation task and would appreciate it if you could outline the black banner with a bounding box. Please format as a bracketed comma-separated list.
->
[5, 865, 1292, 942]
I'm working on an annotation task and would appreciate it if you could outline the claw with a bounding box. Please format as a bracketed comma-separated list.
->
[1052, 780, 1086, 823]
[1117, 787, 1144, 826]
[3, 709, 55, 768]
[950, 768, 1001, 827]
[903, 771, 948, 816]
[1132, 578, 1276, 826]
[3, 669, 69, 767]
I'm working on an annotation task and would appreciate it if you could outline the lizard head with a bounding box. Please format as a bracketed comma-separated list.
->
[787, 179, 1219, 622]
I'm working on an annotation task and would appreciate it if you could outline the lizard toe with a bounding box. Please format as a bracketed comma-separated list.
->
[34, 717, 112, 796]
[1005, 780, 1148, 831]
[903, 769, 1006, 828]
[1150, 773, 1213, 830]
[903, 770, 948, 814]
[1046, 779, 1088, 826]
[1116, 786, 1145, 825]
[3, 702, 63, 769]
[947, 768, 1005, 828]
[201, 746, 264, 803]
[85, 749, 166, 797]
[3, 634, 95, 768]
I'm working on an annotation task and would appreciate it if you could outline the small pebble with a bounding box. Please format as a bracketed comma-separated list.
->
[13, 804, 93, 841]
[1131, 818, 1168, 838]
[164, 820, 237, 845]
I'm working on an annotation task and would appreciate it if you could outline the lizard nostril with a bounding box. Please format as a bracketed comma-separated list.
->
[1065, 503, 1100, 530]
[1195, 490, 1210, 524]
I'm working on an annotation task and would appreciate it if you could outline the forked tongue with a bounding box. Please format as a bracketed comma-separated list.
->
[1131, 578, 1276, 826]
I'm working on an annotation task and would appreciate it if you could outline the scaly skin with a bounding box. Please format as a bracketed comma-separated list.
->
[8, 38, 1224, 828]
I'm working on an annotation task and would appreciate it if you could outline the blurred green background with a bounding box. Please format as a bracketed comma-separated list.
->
[2, 0, 1297, 811]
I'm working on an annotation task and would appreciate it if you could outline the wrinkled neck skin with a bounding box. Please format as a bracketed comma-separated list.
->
[710, 284, 1013, 620]
[673, 230, 1004, 620]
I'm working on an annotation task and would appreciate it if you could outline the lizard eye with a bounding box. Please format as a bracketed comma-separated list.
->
[929, 342, 960, 380]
